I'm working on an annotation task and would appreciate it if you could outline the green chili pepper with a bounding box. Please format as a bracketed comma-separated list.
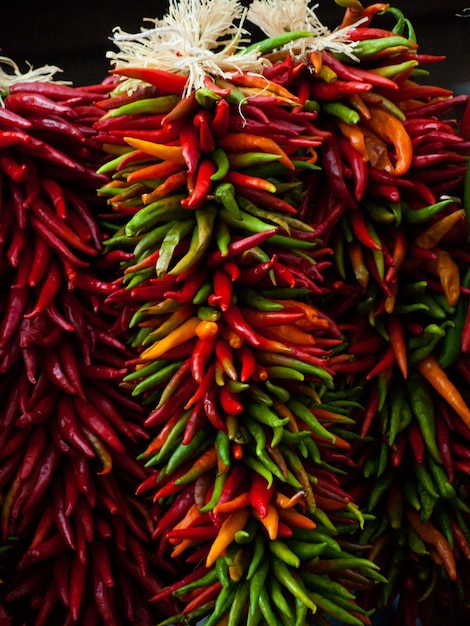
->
[426, 456, 456, 500]
[220, 206, 279, 234]
[216, 556, 231, 589]
[309, 591, 365, 626]
[272, 557, 317, 613]
[265, 380, 290, 403]
[132, 361, 184, 396]
[240, 288, 284, 311]
[169, 205, 217, 275]
[294, 595, 308, 626]
[153, 219, 194, 278]
[195, 87, 221, 108]
[96, 149, 135, 174]
[227, 580, 250, 626]
[243, 454, 274, 488]
[247, 558, 269, 626]
[323, 101, 360, 125]
[123, 358, 170, 383]
[403, 198, 453, 224]
[407, 373, 442, 464]
[163, 428, 212, 476]
[200, 471, 228, 513]
[216, 429, 232, 470]
[367, 472, 394, 511]
[173, 568, 219, 597]
[132, 221, 176, 257]
[214, 183, 241, 218]
[258, 586, 282, 624]
[287, 399, 336, 444]
[238, 197, 292, 234]
[268, 575, 294, 620]
[409, 322, 452, 366]
[125, 194, 187, 236]
[440, 268, 470, 367]
[246, 400, 289, 429]
[242, 31, 313, 55]
[235, 516, 258, 544]
[365, 200, 400, 224]
[373, 59, 418, 78]
[269, 540, 300, 568]
[351, 35, 415, 59]
[413, 458, 440, 500]
[203, 583, 237, 626]
[192, 280, 213, 305]
[268, 234, 317, 250]
[210, 147, 230, 181]
[143, 411, 191, 467]
[111, 95, 180, 117]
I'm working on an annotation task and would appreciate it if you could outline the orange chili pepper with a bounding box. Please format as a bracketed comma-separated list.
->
[124, 136, 186, 164]
[212, 492, 251, 515]
[254, 503, 279, 540]
[362, 127, 395, 174]
[386, 312, 408, 379]
[139, 316, 200, 361]
[277, 506, 316, 530]
[127, 160, 185, 183]
[262, 324, 316, 346]
[336, 119, 369, 160]
[206, 507, 250, 567]
[407, 510, 457, 581]
[227, 71, 299, 102]
[195, 320, 220, 340]
[218, 133, 294, 170]
[417, 354, 470, 428]
[364, 105, 413, 176]
[414, 209, 465, 249]
[433, 248, 460, 307]
[348, 240, 369, 290]
[142, 169, 188, 204]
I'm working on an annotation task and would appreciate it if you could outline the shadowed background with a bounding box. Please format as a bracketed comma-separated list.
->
[0, 1, 468, 94]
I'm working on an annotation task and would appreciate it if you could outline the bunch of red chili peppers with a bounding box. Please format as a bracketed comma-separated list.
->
[0, 80, 182, 623]
[1, 1, 470, 625]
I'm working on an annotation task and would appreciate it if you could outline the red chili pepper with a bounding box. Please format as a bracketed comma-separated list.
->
[146, 376, 198, 427]
[74, 397, 126, 454]
[180, 121, 200, 174]
[194, 109, 216, 153]
[211, 98, 230, 137]
[219, 386, 243, 416]
[203, 387, 227, 432]
[24, 259, 62, 320]
[208, 268, 233, 311]
[30, 213, 89, 269]
[249, 472, 274, 519]
[19, 444, 62, 524]
[322, 131, 357, 209]
[338, 136, 368, 202]
[110, 66, 187, 94]
[181, 158, 216, 209]
[214, 336, 237, 381]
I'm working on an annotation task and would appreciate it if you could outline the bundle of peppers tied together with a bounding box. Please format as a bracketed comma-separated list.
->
[0, 0, 469, 624]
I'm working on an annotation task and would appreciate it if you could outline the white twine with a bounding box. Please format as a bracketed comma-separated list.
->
[247, 0, 364, 62]
[0, 56, 67, 98]
[107, 0, 269, 97]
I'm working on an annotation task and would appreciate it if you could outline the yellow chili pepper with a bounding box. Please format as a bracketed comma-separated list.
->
[124, 136, 186, 164]
[206, 507, 251, 567]
[139, 316, 200, 361]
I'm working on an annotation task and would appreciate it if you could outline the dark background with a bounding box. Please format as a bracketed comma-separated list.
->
[0, 1, 468, 93]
